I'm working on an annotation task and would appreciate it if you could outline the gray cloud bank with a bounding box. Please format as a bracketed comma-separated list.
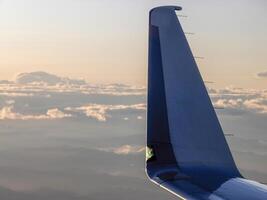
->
[257, 71, 267, 78]
[14, 71, 86, 85]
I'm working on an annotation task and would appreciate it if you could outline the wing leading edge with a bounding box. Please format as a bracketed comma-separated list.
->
[146, 6, 267, 200]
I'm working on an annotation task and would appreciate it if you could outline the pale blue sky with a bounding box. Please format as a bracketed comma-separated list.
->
[0, 0, 266, 88]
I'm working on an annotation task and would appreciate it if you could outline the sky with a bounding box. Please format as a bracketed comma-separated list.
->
[0, 0, 266, 199]
[0, 0, 266, 88]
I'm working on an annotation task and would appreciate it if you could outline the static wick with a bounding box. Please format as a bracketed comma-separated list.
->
[184, 32, 195, 35]
[194, 56, 205, 60]
[214, 107, 224, 110]
[176, 14, 188, 18]
[205, 81, 214, 84]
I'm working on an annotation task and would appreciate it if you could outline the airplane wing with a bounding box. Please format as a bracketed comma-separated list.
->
[146, 6, 267, 200]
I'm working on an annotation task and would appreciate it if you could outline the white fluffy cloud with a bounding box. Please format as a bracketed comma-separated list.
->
[0, 92, 34, 97]
[65, 103, 146, 121]
[113, 145, 145, 155]
[243, 99, 267, 114]
[211, 87, 267, 115]
[46, 108, 72, 119]
[96, 145, 145, 155]
[0, 106, 71, 120]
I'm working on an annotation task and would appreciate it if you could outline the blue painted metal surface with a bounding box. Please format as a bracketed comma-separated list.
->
[146, 6, 267, 200]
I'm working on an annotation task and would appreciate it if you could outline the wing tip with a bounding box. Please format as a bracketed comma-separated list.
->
[150, 5, 182, 13]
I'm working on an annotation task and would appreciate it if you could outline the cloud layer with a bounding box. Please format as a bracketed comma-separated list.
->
[65, 104, 146, 121]
[0, 72, 266, 199]
[0, 106, 71, 120]
[210, 87, 267, 115]
[0, 71, 146, 121]
[1, 71, 267, 123]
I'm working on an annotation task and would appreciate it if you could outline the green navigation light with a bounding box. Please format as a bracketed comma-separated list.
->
[146, 146, 154, 161]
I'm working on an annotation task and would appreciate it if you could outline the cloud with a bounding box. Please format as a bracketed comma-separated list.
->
[0, 72, 146, 98]
[5, 100, 15, 105]
[0, 72, 146, 121]
[0, 71, 267, 195]
[257, 71, 267, 78]
[0, 80, 13, 84]
[65, 103, 146, 122]
[14, 71, 86, 85]
[243, 99, 267, 114]
[210, 87, 267, 115]
[65, 104, 108, 122]
[213, 99, 244, 109]
[113, 145, 145, 155]
[0, 92, 34, 97]
[3, 71, 267, 119]
[96, 145, 145, 155]
[80, 84, 146, 96]
[0, 106, 71, 120]
[46, 108, 72, 119]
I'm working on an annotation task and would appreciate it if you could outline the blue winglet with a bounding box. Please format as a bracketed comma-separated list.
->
[146, 6, 267, 199]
